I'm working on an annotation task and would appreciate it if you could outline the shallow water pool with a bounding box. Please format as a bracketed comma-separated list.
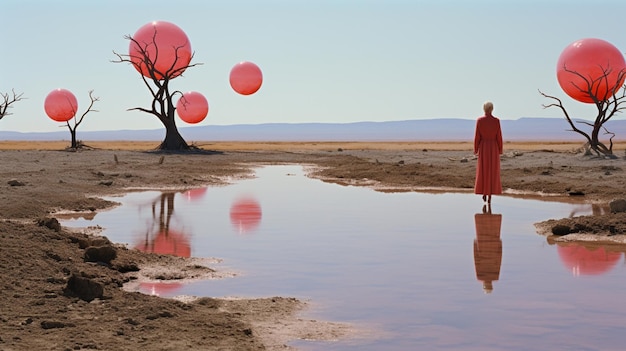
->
[62, 165, 626, 350]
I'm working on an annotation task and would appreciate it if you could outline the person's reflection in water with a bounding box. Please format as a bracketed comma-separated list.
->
[473, 204, 503, 294]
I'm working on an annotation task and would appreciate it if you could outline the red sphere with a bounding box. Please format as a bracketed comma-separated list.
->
[229, 61, 263, 95]
[129, 21, 192, 80]
[556, 38, 626, 103]
[230, 197, 262, 234]
[44, 88, 78, 122]
[176, 91, 209, 124]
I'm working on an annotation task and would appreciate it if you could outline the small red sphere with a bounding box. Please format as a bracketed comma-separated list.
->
[229, 61, 263, 95]
[176, 91, 209, 124]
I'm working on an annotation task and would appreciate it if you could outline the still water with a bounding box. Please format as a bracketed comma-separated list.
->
[63, 165, 626, 350]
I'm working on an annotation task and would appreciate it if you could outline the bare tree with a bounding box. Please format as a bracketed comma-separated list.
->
[66, 90, 99, 149]
[540, 65, 626, 158]
[112, 31, 202, 151]
[0, 89, 25, 120]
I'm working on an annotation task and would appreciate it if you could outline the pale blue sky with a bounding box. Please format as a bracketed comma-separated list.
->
[2, 0, 625, 133]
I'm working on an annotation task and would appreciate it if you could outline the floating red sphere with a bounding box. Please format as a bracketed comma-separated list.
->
[176, 91, 209, 124]
[44, 88, 78, 122]
[129, 21, 192, 80]
[229, 61, 263, 95]
[556, 38, 626, 103]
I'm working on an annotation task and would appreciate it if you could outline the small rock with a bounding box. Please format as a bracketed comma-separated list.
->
[551, 224, 571, 236]
[568, 191, 585, 196]
[64, 274, 104, 302]
[609, 199, 626, 213]
[37, 217, 61, 232]
[84, 245, 117, 264]
[99, 180, 113, 186]
[40, 321, 73, 329]
[7, 179, 25, 186]
[115, 262, 140, 273]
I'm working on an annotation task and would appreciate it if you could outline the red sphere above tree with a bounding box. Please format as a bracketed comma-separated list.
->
[556, 38, 626, 103]
[44, 88, 78, 122]
[129, 21, 192, 80]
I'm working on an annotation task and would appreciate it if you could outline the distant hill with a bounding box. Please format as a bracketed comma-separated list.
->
[2, 117, 626, 142]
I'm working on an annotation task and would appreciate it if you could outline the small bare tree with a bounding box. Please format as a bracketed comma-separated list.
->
[540, 65, 626, 158]
[112, 31, 202, 151]
[66, 90, 99, 149]
[0, 89, 25, 120]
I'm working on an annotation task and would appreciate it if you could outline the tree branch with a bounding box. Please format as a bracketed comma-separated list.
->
[74, 90, 100, 128]
[0, 89, 26, 119]
[539, 89, 592, 142]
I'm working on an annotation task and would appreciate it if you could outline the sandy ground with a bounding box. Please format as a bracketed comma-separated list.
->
[1, 140, 626, 350]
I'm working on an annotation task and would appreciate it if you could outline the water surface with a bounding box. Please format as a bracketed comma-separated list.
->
[63, 165, 626, 350]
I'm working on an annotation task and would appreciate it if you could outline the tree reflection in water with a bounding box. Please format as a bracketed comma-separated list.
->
[134, 192, 192, 295]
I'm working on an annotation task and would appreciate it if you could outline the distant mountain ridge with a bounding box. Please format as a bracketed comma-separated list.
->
[2, 117, 626, 142]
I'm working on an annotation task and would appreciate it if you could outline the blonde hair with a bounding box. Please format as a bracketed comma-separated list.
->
[483, 101, 494, 114]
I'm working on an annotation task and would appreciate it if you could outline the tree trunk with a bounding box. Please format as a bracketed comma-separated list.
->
[158, 117, 189, 151]
[587, 123, 615, 157]
[70, 128, 78, 149]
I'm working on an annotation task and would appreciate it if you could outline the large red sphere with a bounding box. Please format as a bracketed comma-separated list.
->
[44, 88, 78, 122]
[176, 91, 209, 124]
[129, 21, 192, 80]
[556, 38, 626, 103]
[229, 61, 263, 95]
[230, 197, 262, 234]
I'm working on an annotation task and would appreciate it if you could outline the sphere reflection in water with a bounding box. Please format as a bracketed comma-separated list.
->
[557, 243, 621, 276]
[230, 197, 262, 234]
[183, 187, 207, 202]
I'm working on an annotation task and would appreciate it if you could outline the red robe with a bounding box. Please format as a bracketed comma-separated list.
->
[474, 115, 503, 195]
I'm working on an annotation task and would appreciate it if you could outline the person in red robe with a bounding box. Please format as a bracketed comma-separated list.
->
[474, 101, 503, 204]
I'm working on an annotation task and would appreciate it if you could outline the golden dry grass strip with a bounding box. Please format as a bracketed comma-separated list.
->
[1, 140, 625, 152]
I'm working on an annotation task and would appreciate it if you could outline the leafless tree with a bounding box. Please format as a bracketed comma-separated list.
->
[112, 31, 202, 151]
[0, 89, 25, 120]
[65, 90, 99, 149]
[540, 65, 626, 158]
